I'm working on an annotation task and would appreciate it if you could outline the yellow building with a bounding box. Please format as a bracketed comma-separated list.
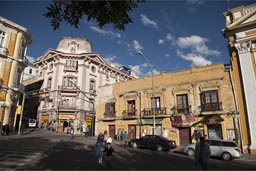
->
[0, 16, 32, 129]
[222, 3, 256, 154]
[95, 63, 236, 146]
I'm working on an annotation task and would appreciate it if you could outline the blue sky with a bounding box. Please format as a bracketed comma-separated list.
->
[1, 0, 255, 77]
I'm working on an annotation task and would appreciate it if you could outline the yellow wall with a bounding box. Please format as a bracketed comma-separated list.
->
[95, 63, 236, 145]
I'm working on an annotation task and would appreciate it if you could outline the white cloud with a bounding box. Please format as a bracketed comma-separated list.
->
[129, 62, 160, 78]
[145, 69, 160, 76]
[177, 50, 212, 66]
[176, 35, 220, 56]
[90, 26, 121, 38]
[133, 40, 143, 51]
[105, 55, 117, 62]
[140, 14, 158, 29]
[158, 39, 164, 44]
[165, 54, 170, 58]
[166, 33, 176, 47]
[129, 65, 143, 77]
[26, 56, 35, 63]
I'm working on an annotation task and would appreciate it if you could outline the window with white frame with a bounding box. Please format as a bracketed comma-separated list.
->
[64, 77, 77, 87]
[66, 60, 78, 70]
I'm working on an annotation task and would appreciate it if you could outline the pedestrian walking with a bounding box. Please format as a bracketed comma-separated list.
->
[116, 128, 121, 141]
[70, 125, 74, 139]
[98, 132, 104, 142]
[103, 130, 108, 146]
[82, 124, 86, 137]
[123, 131, 130, 148]
[120, 129, 124, 141]
[95, 139, 104, 164]
[194, 136, 211, 170]
[4, 124, 9, 136]
[103, 142, 114, 167]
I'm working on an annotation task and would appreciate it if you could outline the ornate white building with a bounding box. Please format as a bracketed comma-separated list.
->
[34, 37, 135, 135]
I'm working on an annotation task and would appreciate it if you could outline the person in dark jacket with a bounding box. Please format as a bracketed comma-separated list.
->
[103, 142, 114, 167]
[194, 136, 211, 170]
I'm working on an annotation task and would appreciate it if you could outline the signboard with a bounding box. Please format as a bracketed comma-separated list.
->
[86, 116, 92, 126]
[120, 66, 131, 75]
[16, 105, 22, 115]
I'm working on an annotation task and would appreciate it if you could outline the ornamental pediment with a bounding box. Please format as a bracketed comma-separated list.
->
[227, 7, 256, 29]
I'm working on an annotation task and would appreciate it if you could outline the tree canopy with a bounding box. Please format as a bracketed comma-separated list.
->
[44, 0, 144, 31]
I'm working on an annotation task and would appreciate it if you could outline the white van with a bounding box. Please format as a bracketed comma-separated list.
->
[28, 119, 37, 128]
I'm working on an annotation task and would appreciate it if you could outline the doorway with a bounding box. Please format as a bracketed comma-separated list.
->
[108, 125, 116, 138]
[128, 125, 136, 139]
[179, 127, 190, 146]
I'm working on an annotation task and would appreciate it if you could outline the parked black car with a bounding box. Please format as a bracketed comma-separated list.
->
[129, 135, 177, 152]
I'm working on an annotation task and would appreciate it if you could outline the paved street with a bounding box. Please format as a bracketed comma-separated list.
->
[0, 129, 256, 170]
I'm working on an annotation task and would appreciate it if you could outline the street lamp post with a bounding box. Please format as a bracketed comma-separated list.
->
[137, 50, 156, 135]
[18, 92, 26, 135]
[230, 110, 240, 145]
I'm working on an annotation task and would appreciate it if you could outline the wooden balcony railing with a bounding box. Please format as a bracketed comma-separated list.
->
[200, 102, 222, 112]
[142, 107, 167, 116]
[171, 106, 191, 114]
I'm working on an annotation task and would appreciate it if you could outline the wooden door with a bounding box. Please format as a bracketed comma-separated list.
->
[128, 125, 136, 139]
[108, 125, 115, 138]
[179, 127, 190, 146]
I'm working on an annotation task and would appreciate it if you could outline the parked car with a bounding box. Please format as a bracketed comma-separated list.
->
[129, 135, 177, 152]
[182, 139, 242, 161]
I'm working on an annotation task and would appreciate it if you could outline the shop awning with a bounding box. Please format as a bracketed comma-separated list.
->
[192, 114, 224, 126]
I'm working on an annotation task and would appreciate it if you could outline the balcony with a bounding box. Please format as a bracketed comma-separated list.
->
[171, 106, 191, 115]
[171, 114, 195, 127]
[122, 110, 137, 119]
[142, 107, 167, 117]
[58, 85, 79, 91]
[59, 104, 77, 110]
[64, 66, 78, 72]
[103, 111, 116, 121]
[200, 102, 222, 112]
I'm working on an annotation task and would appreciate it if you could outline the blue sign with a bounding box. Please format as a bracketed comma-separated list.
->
[120, 66, 131, 75]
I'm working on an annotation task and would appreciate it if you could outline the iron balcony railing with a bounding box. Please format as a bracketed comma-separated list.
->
[142, 107, 167, 116]
[122, 109, 137, 117]
[58, 85, 80, 91]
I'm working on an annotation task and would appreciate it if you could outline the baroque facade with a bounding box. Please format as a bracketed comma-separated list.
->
[0, 16, 32, 128]
[34, 37, 135, 135]
[95, 63, 236, 146]
[222, 3, 256, 154]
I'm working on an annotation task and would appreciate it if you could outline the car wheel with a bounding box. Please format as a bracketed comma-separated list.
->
[131, 142, 137, 148]
[187, 148, 195, 156]
[222, 152, 232, 161]
[156, 145, 163, 152]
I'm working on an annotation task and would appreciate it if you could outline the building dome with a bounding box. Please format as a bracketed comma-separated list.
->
[56, 37, 92, 54]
